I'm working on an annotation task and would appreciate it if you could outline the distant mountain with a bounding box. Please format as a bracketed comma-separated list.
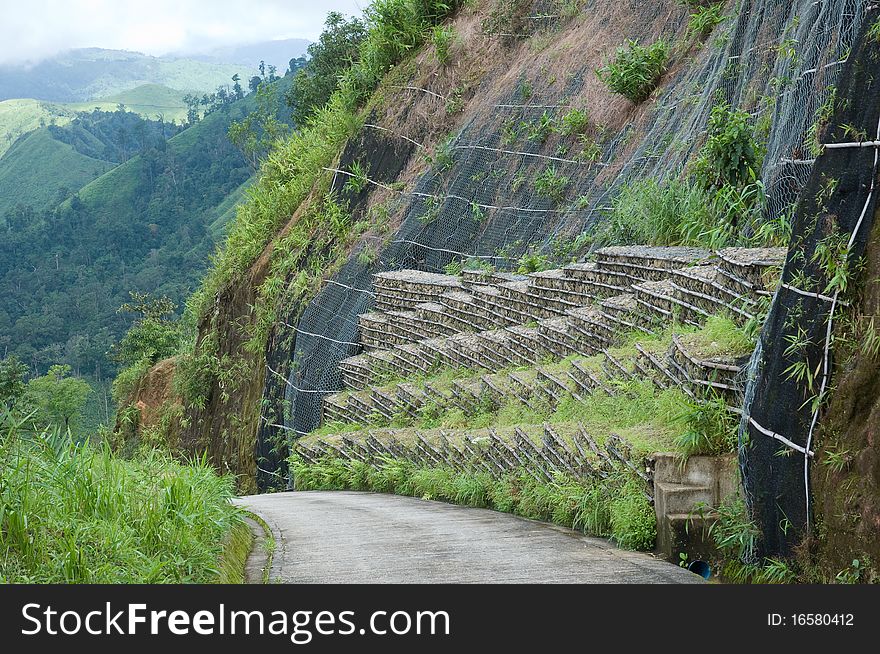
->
[182, 38, 311, 74]
[0, 75, 294, 376]
[0, 48, 255, 102]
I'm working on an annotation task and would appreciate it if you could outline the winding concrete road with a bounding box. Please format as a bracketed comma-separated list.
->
[236, 491, 700, 584]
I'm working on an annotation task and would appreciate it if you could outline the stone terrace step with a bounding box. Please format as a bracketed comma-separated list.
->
[527, 268, 603, 308]
[595, 246, 713, 284]
[495, 280, 558, 322]
[324, 321, 755, 431]
[340, 247, 781, 392]
[563, 262, 630, 298]
[374, 270, 462, 311]
[460, 269, 528, 290]
[667, 334, 748, 400]
[358, 312, 412, 351]
[632, 278, 706, 328]
[715, 247, 786, 295]
[438, 291, 494, 331]
[668, 265, 757, 326]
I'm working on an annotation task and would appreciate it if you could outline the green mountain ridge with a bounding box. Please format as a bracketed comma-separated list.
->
[0, 85, 192, 159]
[0, 129, 113, 217]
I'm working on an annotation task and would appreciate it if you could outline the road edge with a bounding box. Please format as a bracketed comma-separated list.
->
[239, 509, 280, 584]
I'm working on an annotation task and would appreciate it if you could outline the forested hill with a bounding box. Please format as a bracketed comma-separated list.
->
[0, 74, 295, 380]
[0, 108, 182, 217]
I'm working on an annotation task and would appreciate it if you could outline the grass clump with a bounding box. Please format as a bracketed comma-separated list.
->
[676, 393, 738, 456]
[686, 3, 726, 41]
[609, 481, 656, 550]
[601, 178, 715, 246]
[597, 39, 670, 103]
[215, 519, 255, 584]
[431, 25, 457, 65]
[559, 108, 590, 136]
[600, 174, 767, 249]
[691, 315, 755, 355]
[0, 424, 243, 583]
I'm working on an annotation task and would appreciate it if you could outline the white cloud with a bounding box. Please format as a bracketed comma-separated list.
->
[0, 0, 366, 64]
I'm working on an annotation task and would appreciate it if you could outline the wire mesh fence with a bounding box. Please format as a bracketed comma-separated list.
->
[255, 0, 868, 489]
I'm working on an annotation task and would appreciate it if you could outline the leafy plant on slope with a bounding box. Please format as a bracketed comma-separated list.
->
[597, 39, 670, 103]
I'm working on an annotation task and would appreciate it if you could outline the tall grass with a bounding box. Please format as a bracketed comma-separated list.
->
[599, 175, 769, 249]
[291, 454, 657, 551]
[0, 419, 242, 583]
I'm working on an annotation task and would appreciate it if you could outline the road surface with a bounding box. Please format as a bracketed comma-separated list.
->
[235, 490, 701, 584]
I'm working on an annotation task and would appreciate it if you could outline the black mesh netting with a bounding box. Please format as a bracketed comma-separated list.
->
[739, 9, 880, 557]
[254, 0, 868, 491]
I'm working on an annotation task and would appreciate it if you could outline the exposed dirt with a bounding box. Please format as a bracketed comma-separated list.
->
[132, 357, 177, 432]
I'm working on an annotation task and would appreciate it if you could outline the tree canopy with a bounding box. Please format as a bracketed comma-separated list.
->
[285, 12, 367, 126]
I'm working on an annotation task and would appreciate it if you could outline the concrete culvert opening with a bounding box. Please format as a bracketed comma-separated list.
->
[688, 560, 711, 579]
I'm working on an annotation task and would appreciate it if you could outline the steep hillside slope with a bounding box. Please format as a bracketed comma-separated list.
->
[124, 0, 875, 574]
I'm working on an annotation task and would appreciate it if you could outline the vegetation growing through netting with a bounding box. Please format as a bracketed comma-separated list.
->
[597, 39, 670, 103]
[685, 2, 727, 42]
[597, 101, 778, 249]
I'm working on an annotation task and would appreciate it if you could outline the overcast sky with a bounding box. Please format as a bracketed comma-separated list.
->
[0, 0, 365, 65]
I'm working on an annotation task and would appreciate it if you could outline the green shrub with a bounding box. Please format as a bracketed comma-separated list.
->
[597, 39, 670, 103]
[868, 16, 880, 43]
[710, 494, 760, 564]
[601, 177, 715, 245]
[452, 472, 492, 507]
[693, 102, 761, 189]
[517, 252, 552, 273]
[113, 293, 181, 368]
[686, 3, 726, 40]
[411, 466, 457, 500]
